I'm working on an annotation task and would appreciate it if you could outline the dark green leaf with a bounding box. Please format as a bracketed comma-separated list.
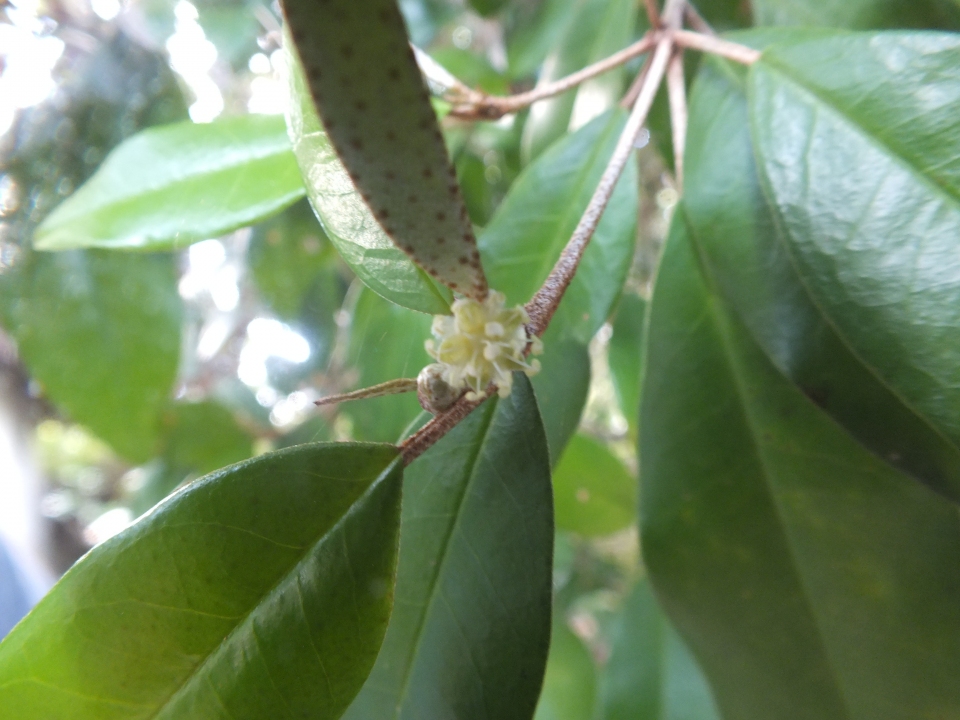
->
[249, 198, 336, 320]
[751, 0, 960, 29]
[531, 325, 592, 467]
[641, 217, 960, 720]
[428, 48, 510, 95]
[33, 115, 304, 251]
[685, 0, 752, 29]
[1, 251, 181, 462]
[0, 443, 403, 719]
[161, 400, 253, 475]
[600, 580, 719, 720]
[553, 434, 635, 537]
[533, 619, 597, 720]
[281, 0, 487, 298]
[683, 45, 960, 501]
[469, 0, 509, 18]
[284, 39, 452, 315]
[608, 293, 645, 433]
[521, 0, 636, 162]
[482, 109, 637, 344]
[506, 0, 579, 79]
[342, 375, 553, 719]
[345, 287, 432, 443]
[750, 33, 960, 459]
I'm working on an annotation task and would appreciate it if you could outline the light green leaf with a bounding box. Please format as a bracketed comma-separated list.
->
[2, 250, 181, 462]
[33, 115, 304, 251]
[282, 0, 487, 298]
[345, 287, 433, 443]
[343, 375, 553, 719]
[750, 33, 960, 460]
[600, 580, 719, 720]
[608, 293, 645, 434]
[751, 0, 960, 29]
[683, 39, 960, 502]
[482, 109, 637, 345]
[161, 400, 253, 476]
[553, 434, 635, 537]
[641, 216, 960, 719]
[534, 620, 597, 720]
[0, 443, 403, 719]
[283, 37, 452, 315]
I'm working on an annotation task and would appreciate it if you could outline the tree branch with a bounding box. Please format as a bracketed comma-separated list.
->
[644, 0, 661, 27]
[672, 29, 761, 64]
[683, 2, 715, 35]
[666, 49, 688, 189]
[446, 33, 659, 120]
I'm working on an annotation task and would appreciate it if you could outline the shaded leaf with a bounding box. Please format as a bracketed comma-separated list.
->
[34, 115, 304, 251]
[482, 109, 637, 345]
[506, 0, 579, 80]
[0, 443, 403, 719]
[345, 287, 432, 443]
[683, 42, 960, 502]
[553, 434, 635, 537]
[161, 400, 253, 476]
[751, 0, 960, 29]
[608, 293, 645, 433]
[534, 619, 597, 720]
[641, 216, 960, 720]
[281, 0, 487, 297]
[343, 375, 553, 720]
[600, 580, 719, 720]
[750, 33, 960, 458]
[284, 38, 452, 315]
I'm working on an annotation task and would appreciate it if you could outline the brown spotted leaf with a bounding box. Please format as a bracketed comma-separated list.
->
[281, 0, 488, 299]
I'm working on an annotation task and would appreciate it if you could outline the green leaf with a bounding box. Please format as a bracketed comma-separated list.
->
[750, 33, 960, 460]
[1, 250, 181, 462]
[533, 619, 597, 720]
[33, 115, 304, 251]
[600, 580, 719, 720]
[345, 287, 433, 443]
[506, 0, 579, 79]
[248, 198, 336, 320]
[0, 443, 403, 719]
[521, 0, 636, 162]
[342, 375, 554, 719]
[482, 109, 637, 345]
[161, 400, 253, 476]
[281, 0, 488, 299]
[469, 0, 508, 18]
[284, 38, 452, 315]
[641, 216, 960, 719]
[608, 293, 645, 433]
[751, 0, 960, 29]
[683, 45, 960, 502]
[531, 325, 592, 467]
[553, 434, 635, 537]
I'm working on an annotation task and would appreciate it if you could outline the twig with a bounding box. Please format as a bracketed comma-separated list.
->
[620, 50, 655, 109]
[644, 0, 661, 27]
[683, 2, 715, 35]
[666, 50, 687, 189]
[447, 33, 658, 120]
[672, 29, 761, 64]
[314, 378, 417, 407]
[400, 389, 493, 464]
[525, 31, 675, 336]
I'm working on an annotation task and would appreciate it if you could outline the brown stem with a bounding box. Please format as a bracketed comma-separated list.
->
[315, 378, 418, 407]
[644, 0, 662, 27]
[672, 29, 761, 64]
[683, 2, 716, 35]
[447, 33, 659, 120]
[400, 389, 493, 464]
[666, 49, 688, 190]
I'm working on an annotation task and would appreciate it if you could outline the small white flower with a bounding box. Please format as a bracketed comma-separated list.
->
[425, 291, 543, 400]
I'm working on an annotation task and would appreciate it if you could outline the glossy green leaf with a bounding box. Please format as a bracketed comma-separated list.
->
[482, 109, 637, 344]
[609, 293, 645, 432]
[641, 217, 960, 720]
[521, 0, 635, 162]
[33, 115, 304, 251]
[342, 375, 553, 719]
[751, 0, 960, 29]
[161, 400, 253, 476]
[553, 434, 635, 537]
[1, 251, 181, 462]
[281, 0, 487, 298]
[345, 287, 433, 443]
[283, 38, 452, 315]
[533, 619, 597, 720]
[248, 198, 336, 320]
[0, 443, 403, 719]
[600, 580, 719, 720]
[750, 33, 960, 459]
[683, 43, 960, 502]
[531, 325, 592, 467]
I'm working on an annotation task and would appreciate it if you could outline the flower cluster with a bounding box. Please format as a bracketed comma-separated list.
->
[425, 291, 543, 401]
